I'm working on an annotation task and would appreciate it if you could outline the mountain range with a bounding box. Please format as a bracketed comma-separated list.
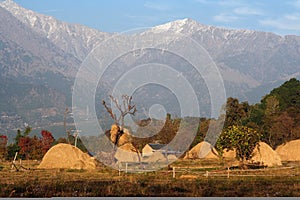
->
[0, 0, 300, 138]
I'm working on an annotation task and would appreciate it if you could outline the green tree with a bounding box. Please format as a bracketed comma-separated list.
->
[269, 78, 300, 111]
[6, 126, 32, 160]
[223, 98, 250, 128]
[246, 104, 265, 127]
[189, 118, 209, 149]
[267, 111, 295, 148]
[245, 78, 300, 148]
[265, 96, 280, 116]
[258, 95, 280, 146]
[216, 125, 262, 165]
[6, 144, 20, 160]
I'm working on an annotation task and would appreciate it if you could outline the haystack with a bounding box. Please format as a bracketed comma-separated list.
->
[184, 141, 219, 159]
[144, 151, 167, 163]
[114, 143, 140, 163]
[109, 124, 132, 147]
[222, 148, 236, 159]
[110, 124, 140, 163]
[250, 142, 282, 167]
[110, 124, 119, 145]
[167, 154, 178, 162]
[38, 143, 97, 170]
[275, 139, 300, 161]
[117, 131, 132, 147]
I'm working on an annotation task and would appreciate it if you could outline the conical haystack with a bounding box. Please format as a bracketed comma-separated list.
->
[275, 139, 300, 161]
[38, 143, 97, 170]
[167, 154, 178, 162]
[114, 143, 140, 163]
[184, 141, 219, 159]
[250, 142, 282, 167]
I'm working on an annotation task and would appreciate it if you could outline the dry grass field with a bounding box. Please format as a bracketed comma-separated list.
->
[0, 159, 300, 197]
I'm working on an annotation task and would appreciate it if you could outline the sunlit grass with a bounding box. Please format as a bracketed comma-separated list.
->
[0, 159, 299, 197]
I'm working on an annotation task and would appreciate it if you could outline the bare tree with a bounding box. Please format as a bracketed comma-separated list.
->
[102, 95, 142, 165]
[102, 94, 137, 131]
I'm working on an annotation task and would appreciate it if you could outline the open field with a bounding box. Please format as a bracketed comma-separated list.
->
[0, 159, 300, 197]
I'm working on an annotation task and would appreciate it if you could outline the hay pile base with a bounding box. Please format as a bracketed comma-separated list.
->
[38, 143, 96, 170]
[167, 155, 178, 162]
[114, 143, 140, 163]
[184, 141, 219, 160]
[143, 152, 167, 163]
[276, 139, 300, 161]
[250, 142, 282, 167]
[222, 148, 239, 167]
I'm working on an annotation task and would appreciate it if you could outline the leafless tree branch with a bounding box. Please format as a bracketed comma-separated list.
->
[102, 100, 118, 124]
[102, 95, 137, 130]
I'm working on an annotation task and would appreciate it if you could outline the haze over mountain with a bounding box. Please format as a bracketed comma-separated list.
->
[0, 0, 300, 138]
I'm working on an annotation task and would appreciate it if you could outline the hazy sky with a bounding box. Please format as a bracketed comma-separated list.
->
[13, 0, 300, 35]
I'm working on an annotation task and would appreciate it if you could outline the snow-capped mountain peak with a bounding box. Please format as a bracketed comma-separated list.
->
[151, 18, 257, 39]
[151, 18, 204, 34]
[0, 0, 110, 61]
[0, 0, 48, 28]
[0, 0, 18, 8]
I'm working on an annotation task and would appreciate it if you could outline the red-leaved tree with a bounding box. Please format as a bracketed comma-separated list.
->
[0, 135, 8, 160]
[40, 130, 55, 155]
[18, 130, 55, 160]
[18, 136, 32, 159]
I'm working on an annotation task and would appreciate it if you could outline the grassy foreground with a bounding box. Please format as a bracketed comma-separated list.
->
[0, 160, 300, 197]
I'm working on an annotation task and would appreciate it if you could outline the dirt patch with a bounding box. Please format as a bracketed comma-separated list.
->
[179, 175, 198, 179]
[38, 143, 97, 170]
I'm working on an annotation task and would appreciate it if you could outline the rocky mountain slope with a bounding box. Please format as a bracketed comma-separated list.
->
[0, 0, 300, 137]
[148, 18, 300, 99]
[0, 0, 110, 61]
[0, 5, 80, 134]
